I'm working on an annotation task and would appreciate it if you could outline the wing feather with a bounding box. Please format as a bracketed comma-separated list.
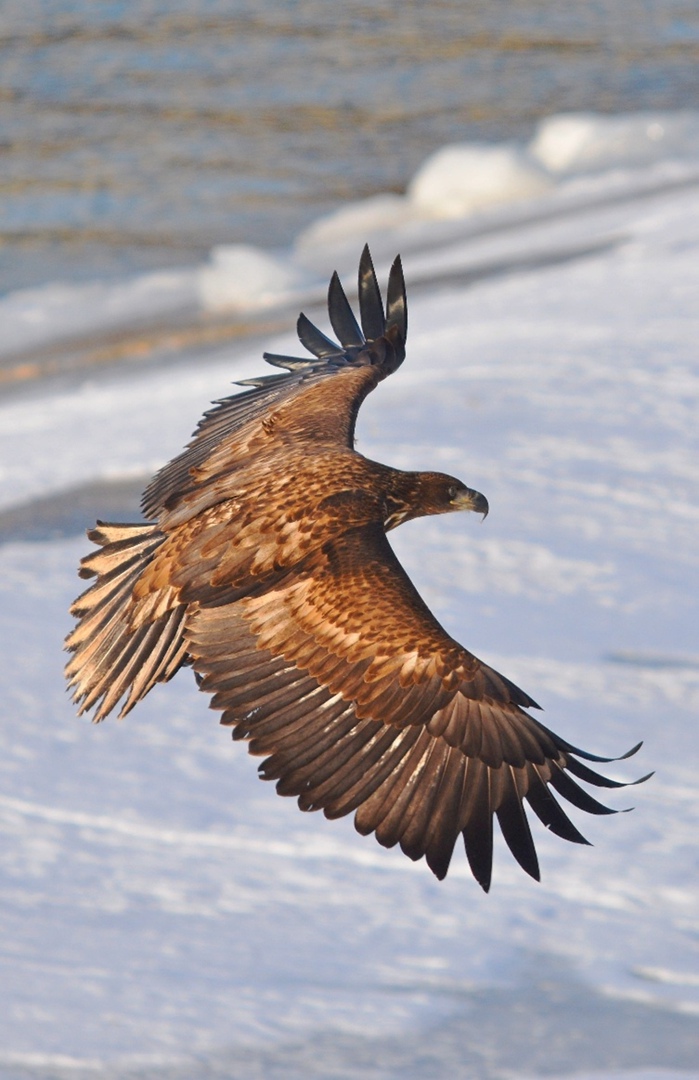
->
[386, 254, 408, 343]
[422, 752, 469, 879]
[328, 270, 365, 348]
[296, 313, 343, 359]
[358, 245, 385, 341]
[398, 742, 454, 859]
[495, 766, 541, 881]
[293, 722, 388, 804]
[308, 725, 405, 816]
[460, 760, 494, 891]
[525, 767, 591, 845]
[142, 248, 407, 520]
[270, 713, 362, 794]
[182, 518, 641, 887]
[548, 763, 617, 815]
[368, 733, 437, 847]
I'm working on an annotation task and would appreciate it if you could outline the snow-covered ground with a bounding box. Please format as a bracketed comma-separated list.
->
[0, 114, 698, 1079]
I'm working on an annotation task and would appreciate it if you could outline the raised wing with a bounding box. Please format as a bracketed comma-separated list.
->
[142, 245, 407, 522]
[185, 523, 645, 889]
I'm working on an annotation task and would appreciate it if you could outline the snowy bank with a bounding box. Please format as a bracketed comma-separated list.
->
[3, 111, 699, 367]
[0, 112, 698, 1078]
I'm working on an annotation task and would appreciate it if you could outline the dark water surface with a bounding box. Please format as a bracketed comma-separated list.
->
[1, 0, 699, 293]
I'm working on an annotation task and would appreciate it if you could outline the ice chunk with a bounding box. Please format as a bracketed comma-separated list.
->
[407, 142, 552, 218]
[530, 111, 699, 175]
[197, 244, 311, 312]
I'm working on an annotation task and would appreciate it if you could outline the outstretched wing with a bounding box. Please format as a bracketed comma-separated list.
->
[185, 523, 645, 890]
[143, 245, 407, 522]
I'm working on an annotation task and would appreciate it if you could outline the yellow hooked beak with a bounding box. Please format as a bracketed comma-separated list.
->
[452, 487, 489, 519]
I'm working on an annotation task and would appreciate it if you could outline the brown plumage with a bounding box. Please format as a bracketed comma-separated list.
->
[65, 245, 647, 890]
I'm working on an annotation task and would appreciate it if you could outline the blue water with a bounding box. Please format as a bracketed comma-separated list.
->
[1, 0, 699, 294]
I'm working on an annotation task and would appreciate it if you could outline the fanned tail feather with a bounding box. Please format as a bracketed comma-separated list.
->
[65, 522, 189, 721]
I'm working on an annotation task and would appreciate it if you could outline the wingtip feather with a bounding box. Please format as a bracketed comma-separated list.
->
[358, 245, 385, 341]
[385, 254, 407, 345]
[328, 269, 365, 348]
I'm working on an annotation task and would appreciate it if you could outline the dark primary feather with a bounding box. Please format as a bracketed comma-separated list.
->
[296, 314, 342, 360]
[66, 244, 647, 891]
[358, 246, 385, 340]
[385, 254, 408, 344]
[328, 270, 365, 347]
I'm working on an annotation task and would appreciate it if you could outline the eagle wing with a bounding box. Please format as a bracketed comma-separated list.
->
[142, 245, 407, 525]
[185, 522, 643, 890]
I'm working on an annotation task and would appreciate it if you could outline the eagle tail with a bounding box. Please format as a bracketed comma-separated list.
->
[65, 522, 189, 722]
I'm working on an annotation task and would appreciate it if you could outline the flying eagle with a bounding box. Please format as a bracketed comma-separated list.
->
[66, 245, 645, 890]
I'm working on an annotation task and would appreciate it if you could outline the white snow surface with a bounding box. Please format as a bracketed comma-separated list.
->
[1, 114, 698, 1078]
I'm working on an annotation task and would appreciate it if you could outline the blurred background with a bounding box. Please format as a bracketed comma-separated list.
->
[2, 0, 699, 294]
[1, 4, 699, 1080]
